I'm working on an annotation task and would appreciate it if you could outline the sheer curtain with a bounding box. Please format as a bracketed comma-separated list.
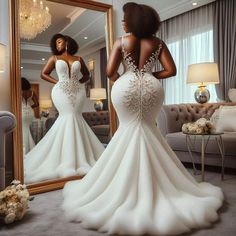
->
[158, 4, 217, 104]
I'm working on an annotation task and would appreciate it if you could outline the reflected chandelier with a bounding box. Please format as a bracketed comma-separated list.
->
[20, 0, 51, 40]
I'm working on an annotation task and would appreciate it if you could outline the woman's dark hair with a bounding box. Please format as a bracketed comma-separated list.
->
[50, 33, 79, 55]
[21, 77, 31, 91]
[123, 2, 161, 38]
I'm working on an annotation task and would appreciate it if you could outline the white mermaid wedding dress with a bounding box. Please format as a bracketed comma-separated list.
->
[24, 59, 104, 184]
[62, 38, 223, 235]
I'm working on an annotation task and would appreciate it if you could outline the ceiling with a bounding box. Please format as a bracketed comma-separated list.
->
[20, 1, 106, 72]
[20, 0, 216, 74]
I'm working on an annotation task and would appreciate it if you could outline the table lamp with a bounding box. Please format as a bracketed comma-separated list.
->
[187, 63, 219, 103]
[90, 88, 107, 111]
[40, 99, 53, 117]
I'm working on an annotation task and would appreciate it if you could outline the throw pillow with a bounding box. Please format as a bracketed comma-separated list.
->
[210, 108, 220, 126]
[228, 88, 236, 102]
[215, 105, 236, 132]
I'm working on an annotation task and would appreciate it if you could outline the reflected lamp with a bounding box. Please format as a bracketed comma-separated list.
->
[40, 99, 53, 117]
[90, 88, 107, 111]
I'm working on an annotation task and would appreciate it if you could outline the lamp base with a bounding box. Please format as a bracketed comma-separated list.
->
[94, 100, 103, 111]
[194, 85, 210, 104]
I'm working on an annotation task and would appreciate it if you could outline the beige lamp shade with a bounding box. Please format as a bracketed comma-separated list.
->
[0, 43, 6, 72]
[88, 60, 94, 71]
[40, 99, 53, 109]
[187, 63, 220, 85]
[90, 88, 107, 100]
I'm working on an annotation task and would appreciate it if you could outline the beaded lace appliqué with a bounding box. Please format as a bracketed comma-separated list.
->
[122, 38, 162, 119]
[57, 60, 81, 106]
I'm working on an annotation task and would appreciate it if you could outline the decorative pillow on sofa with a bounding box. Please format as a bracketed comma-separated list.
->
[210, 108, 220, 126]
[228, 88, 236, 102]
[214, 106, 236, 132]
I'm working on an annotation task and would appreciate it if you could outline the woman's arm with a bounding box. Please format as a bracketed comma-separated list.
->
[41, 56, 58, 84]
[106, 38, 122, 81]
[153, 41, 177, 79]
[31, 92, 39, 108]
[78, 57, 90, 83]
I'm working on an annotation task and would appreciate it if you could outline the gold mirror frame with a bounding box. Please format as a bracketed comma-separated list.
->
[9, 0, 117, 194]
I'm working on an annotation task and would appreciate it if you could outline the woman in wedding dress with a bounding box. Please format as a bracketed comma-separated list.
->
[21, 77, 39, 155]
[24, 34, 104, 184]
[62, 3, 223, 235]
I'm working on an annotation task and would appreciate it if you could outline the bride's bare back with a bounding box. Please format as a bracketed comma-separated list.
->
[107, 34, 176, 81]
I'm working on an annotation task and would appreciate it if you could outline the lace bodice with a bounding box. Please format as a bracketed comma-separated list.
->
[121, 36, 163, 120]
[55, 59, 82, 106]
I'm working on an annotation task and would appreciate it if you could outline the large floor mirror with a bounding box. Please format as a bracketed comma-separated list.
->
[10, 0, 117, 194]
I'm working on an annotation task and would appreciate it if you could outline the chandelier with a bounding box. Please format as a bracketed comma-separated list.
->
[20, 0, 51, 40]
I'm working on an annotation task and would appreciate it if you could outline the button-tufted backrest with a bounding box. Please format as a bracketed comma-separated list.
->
[159, 102, 236, 134]
[82, 111, 109, 126]
[0, 112, 16, 190]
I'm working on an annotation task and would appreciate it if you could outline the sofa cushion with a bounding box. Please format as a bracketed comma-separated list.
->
[91, 125, 109, 136]
[166, 132, 236, 156]
[82, 111, 109, 126]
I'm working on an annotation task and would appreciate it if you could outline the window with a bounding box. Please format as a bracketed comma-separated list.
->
[162, 29, 217, 104]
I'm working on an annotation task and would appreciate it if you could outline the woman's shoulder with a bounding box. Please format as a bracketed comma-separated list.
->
[74, 55, 82, 61]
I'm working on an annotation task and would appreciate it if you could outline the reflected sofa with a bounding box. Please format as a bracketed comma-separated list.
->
[0, 111, 16, 190]
[157, 103, 236, 169]
[45, 110, 110, 144]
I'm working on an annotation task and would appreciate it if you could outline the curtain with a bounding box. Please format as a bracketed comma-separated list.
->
[157, 4, 217, 104]
[100, 47, 108, 110]
[213, 0, 236, 100]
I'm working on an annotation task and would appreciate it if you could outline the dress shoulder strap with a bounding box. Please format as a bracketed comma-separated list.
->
[156, 40, 163, 57]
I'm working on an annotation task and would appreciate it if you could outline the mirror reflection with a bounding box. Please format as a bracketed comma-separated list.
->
[20, 1, 110, 184]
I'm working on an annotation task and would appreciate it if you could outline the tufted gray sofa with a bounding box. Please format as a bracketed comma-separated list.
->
[157, 103, 236, 169]
[45, 111, 110, 144]
[82, 111, 110, 144]
[0, 111, 16, 190]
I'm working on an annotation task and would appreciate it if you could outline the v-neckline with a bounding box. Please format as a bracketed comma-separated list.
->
[56, 59, 80, 78]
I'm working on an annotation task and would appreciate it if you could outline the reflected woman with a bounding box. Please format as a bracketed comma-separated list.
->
[21, 77, 39, 155]
[24, 34, 104, 184]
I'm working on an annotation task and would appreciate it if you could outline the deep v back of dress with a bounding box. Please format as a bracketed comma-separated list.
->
[62, 36, 223, 235]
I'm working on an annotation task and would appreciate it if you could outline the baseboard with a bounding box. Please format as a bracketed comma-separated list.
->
[182, 162, 236, 175]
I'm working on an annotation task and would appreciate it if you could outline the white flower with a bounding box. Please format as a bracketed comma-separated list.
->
[0, 191, 5, 200]
[4, 213, 16, 224]
[196, 127, 204, 134]
[196, 118, 207, 126]
[5, 189, 14, 197]
[182, 123, 189, 133]
[11, 180, 21, 185]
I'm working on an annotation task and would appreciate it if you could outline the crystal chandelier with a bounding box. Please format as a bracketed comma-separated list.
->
[20, 0, 51, 40]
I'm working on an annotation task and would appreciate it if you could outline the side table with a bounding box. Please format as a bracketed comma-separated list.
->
[184, 132, 225, 181]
